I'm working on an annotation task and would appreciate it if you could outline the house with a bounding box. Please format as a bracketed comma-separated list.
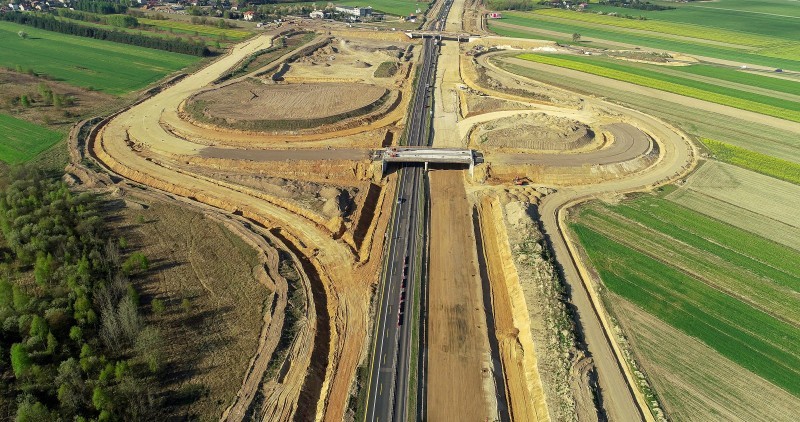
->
[404, 14, 417, 23]
[335, 5, 371, 18]
[309, 10, 325, 19]
[243, 10, 254, 21]
[488, 12, 501, 19]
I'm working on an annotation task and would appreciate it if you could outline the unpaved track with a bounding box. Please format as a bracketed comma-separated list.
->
[427, 170, 494, 421]
[93, 31, 384, 422]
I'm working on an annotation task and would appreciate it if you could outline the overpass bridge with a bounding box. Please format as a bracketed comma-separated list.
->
[405, 30, 478, 41]
[376, 147, 476, 175]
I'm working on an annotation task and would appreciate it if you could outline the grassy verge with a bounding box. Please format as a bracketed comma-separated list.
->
[700, 138, 800, 185]
[0, 113, 63, 164]
[516, 53, 800, 122]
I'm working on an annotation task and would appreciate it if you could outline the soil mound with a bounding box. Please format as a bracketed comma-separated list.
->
[474, 113, 594, 151]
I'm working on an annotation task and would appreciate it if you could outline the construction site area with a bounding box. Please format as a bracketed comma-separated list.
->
[62, 0, 699, 420]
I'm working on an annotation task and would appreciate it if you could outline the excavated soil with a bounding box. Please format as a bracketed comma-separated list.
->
[472, 113, 594, 151]
[191, 80, 386, 121]
[427, 170, 494, 421]
[287, 38, 410, 86]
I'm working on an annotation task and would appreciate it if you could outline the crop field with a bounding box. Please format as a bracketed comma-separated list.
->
[0, 113, 63, 164]
[670, 65, 800, 97]
[336, 0, 429, 17]
[138, 18, 251, 40]
[611, 297, 800, 421]
[585, 0, 800, 40]
[0, 21, 199, 95]
[701, 138, 800, 185]
[516, 54, 800, 122]
[493, 12, 800, 71]
[494, 59, 800, 163]
[532, 8, 795, 49]
[666, 161, 800, 251]
[571, 197, 800, 397]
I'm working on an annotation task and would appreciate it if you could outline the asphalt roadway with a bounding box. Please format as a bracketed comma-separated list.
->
[364, 35, 440, 422]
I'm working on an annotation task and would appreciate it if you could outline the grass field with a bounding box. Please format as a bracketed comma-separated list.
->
[0, 113, 63, 164]
[0, 21, 199, 95]
[577, 0, 800, 41]
[571, 197, 800, 396]
[532, 8, 795, 50]
[336, 0, 429, 16]
[138, 18, 251, 40]
[701, 138, 800, 185]
[516, 53, 800, 122]
[492, 12, 800, 70]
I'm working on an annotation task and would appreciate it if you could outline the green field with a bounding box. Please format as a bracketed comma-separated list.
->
[336, 0, 429, 17]
[138, 18, 251, 40]
[578, 0, 800, 40]
[491, 12, 800, 71]
[516, 53, 800, 122]
[701, 138, 800, 185]
[0, 113, 63, 164]
[571, 196, 800, 396]
[0, 21, 199, 95]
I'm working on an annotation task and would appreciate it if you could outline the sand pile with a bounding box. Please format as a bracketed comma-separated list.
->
[474, 113, 594, 151]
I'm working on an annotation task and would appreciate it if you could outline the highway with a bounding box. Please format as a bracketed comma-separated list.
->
[364, 2, 450, 421]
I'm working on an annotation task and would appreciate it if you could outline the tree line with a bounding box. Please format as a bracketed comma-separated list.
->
[72, 0, 128, 15]
[2, 12, 211, 57]
[0, 168, 165, 420]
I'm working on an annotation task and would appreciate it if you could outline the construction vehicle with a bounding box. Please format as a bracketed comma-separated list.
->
[513, 176, 531, 186]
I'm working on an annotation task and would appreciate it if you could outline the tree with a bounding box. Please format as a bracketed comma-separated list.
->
[10, 343, 32, 377]
[181, 298, 191, 313]
[17, 30, 28, 39]
[572, 32, 581, 43]
[15, 396, 53, 422]
[151, 298, 165, 314]
[19, 94, 30, 108]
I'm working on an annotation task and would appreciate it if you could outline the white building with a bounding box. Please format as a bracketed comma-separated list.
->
[335, 5, 372, 18]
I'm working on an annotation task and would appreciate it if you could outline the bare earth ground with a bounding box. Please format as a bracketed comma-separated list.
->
[427, 170, 494, 421]
[191, 81, 387, 121]
[470, 112, 595, 152]
[109, 197, 272, 420]
[612, 297, 800, 422]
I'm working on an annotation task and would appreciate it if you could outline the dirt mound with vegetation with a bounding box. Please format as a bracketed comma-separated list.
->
[473, 113, 594, 151]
